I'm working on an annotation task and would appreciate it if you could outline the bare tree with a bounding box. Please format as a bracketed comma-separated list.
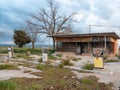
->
[25, 21, 41, 50]
[28, 0, 77, 49]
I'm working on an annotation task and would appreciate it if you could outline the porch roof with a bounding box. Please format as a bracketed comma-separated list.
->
[52, 32, 120, 39]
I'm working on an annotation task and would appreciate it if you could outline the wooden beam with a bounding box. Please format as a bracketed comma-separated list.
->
[104, 35, 106, 50]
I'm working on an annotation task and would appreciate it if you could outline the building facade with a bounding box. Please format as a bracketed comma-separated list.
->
[53, 32, 120, 56]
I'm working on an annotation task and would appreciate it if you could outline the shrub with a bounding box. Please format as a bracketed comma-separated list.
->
[14, 48, 26, 53]
[36, 65, 46, 70]
[0, 81, 17, 90]
[48, 49, 57, 60]
[48, 49, 55, 54]
[36, 64, 53, 71]
[82, 63, 94, 70]
[65, 56, 71, 60]
[58, 63, 64, 68]
[14, 48, 42, 55]
[48, 54, 57, 60]
[80, 76, 98, 84]
[62, 60, 73, 66]
[27, 49, 42, 54]
[72, 57, 81, 61]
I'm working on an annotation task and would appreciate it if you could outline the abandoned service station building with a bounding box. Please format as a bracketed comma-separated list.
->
[53, 32, 120, 56]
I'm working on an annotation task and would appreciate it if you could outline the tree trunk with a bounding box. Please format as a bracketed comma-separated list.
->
[52, 37, 55, 50]
[32, 41, 35, 50]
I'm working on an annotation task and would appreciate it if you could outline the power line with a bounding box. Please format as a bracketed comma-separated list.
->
[88, 24, 120, 33]
[90, 25, 120, 28]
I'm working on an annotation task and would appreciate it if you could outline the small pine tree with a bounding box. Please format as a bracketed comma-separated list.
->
[13, 30, 31, 47]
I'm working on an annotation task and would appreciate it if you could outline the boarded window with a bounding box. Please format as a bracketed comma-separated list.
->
[56, 42, 62, 51]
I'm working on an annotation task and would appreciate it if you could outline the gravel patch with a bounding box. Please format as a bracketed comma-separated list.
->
[63, 56, 120, 89]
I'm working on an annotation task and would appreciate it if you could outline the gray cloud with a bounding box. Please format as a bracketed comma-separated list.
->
[93, 0, 113, 20]
[0, 0, 120, 44]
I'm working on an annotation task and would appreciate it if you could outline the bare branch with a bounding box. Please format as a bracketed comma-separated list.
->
[24, 0, 77, 49]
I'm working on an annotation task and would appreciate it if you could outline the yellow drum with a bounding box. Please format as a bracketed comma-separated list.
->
[94, 57, 104, 69]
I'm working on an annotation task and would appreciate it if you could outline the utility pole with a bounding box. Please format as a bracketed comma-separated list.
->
[104, 35, 106, 50]
[89, 25, 91, 33]
[49, 37, 50, 49]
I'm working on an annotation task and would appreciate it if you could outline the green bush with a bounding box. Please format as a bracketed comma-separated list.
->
[45, 49, 56, 60]
[27, 49, 42, 54]
[36, 65, 45, 71]
[0, 81, 17, 90]
[48, 49, 55, 54]
[14, 48, 26, 53]
[82, 63, 94, 70]
[48, 54, 57, 60]
[62, 60, 73, 66]
[13, 48, 42, 55]
[0, 64, 19, 70]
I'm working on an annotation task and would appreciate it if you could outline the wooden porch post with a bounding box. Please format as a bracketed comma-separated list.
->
[88, 42, 90, 53]
[113, 41, 117, 54]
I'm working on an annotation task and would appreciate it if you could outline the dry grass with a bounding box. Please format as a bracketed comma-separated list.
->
[0, 64, 113, 90]
[104, 59, 120, 63]
[82, 63, 94, 70]
[0, 64, 19, 70]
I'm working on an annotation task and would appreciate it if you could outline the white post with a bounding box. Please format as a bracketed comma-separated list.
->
[42, 49, 48, 62]
[42, 53, 48, 62]
[8, 47, 12, 58]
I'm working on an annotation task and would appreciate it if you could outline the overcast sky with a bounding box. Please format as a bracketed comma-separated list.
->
[0, 0, 120, 45]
